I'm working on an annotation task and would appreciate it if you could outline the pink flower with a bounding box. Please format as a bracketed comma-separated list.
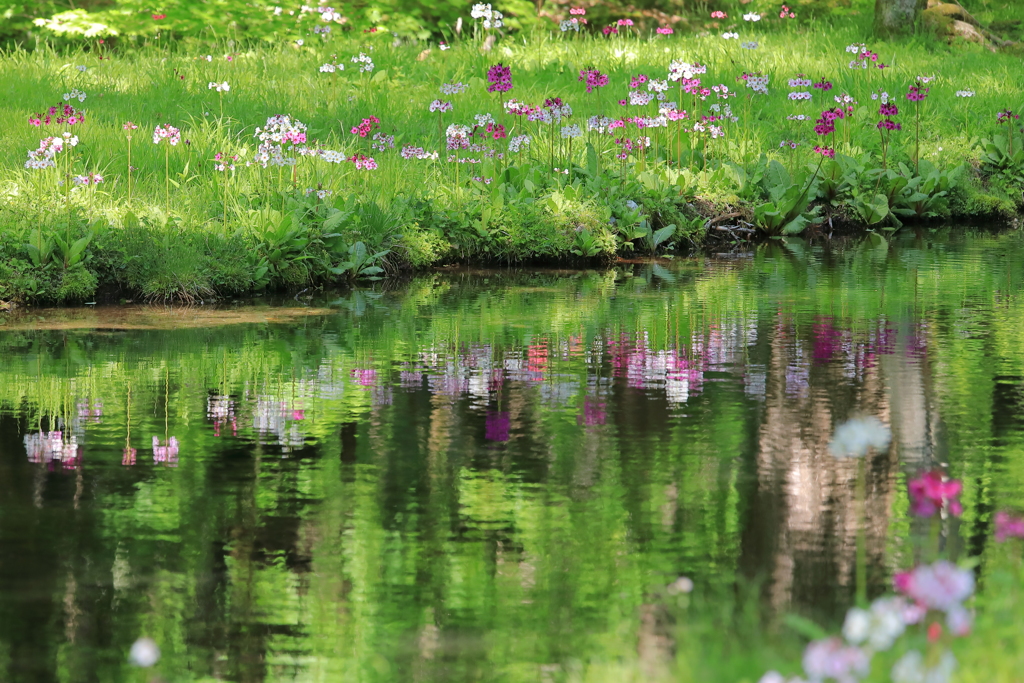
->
[813, 145, 835, 158]
[569, 7, 586, 15]
[710, 10, 727, 18]
[602, 25, 618, 35]
[617, 18, 633, 26]
[908, 470, 963, 517]
[894, 560, 974, 613]
[802, 638, 869, 682]
[656, 26, 673, 34]
[292, 410, 305, 420]
[995, 511, 1024, 542]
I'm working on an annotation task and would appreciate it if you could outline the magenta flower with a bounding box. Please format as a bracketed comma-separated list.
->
[602, 25, 618, 35]
[813, 145, 835, 158]
[569, 7, 585, 15]
[997, 109, 1020, 123]
[486, 63, 513, 93]
[710, 10, 727, 18]
[579, 68, 609, 93]
[812, 78, 833, 91]
[906, 84, 929, 101]
[617, 18, 633, 26]
[995, 511, 1024, 542]
[350, 116, 381, 138]
[656, 26, 673, 34]
[908, 470, 963, 517]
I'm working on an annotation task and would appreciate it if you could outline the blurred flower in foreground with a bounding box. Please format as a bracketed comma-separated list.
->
[908, 470, 963, 517]
[128, 637, 160, 667]
[994, 511, 1024, 542]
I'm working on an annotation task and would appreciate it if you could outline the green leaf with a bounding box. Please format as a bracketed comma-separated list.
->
[586, 142, 599, 178]
[782, 613, 829, 641]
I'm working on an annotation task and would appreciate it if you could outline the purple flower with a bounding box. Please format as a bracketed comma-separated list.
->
[486, 63, 513, 93]
[894, 560, 974, 613]
[802, 638, 869, 682]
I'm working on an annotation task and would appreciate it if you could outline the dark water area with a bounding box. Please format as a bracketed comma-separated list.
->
[1, 232, 1023, 682]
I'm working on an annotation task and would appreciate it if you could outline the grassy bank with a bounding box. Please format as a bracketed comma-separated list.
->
[2, 22, 1023, 303]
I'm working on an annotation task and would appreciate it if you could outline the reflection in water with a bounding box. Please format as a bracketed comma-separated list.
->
[0, 233, 1023, 682]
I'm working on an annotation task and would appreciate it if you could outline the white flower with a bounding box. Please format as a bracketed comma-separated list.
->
[439, 42, 450, 50]
[128, 638, 161, 668]
[76, 65, 87, 72]
[842, 597, 907, 652]
[955, 89, 974, 98]
[471, 3, 491, 19]
[743, 12, 761, 21]
[741, 41, 759, 49]
[295, 39, 304, 46]
[829, 416, 891, 458]
[892, 650, 957, 683]
[722, 32, 739, 39]
[508, 134, 530, 152]
[560, 124, 582, 138]
[319, 63, 336, 73]
[208, 81, 230, 92]
[474, 113, 495, 126]
[647, 78, 669, 93]
[560, 20, 579, 32]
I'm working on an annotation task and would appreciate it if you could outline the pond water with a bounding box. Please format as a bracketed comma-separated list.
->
[1, 232, 1022, 683]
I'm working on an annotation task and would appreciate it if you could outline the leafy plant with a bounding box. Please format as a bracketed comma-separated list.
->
[330, 241, 390, 280]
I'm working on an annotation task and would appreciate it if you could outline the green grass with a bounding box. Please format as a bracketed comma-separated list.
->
[1, 21, 1023, 303]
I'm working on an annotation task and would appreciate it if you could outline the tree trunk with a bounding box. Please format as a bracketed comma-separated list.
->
[874, 0, 927, 35]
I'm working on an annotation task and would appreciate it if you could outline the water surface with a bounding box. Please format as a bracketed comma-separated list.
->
[1, 232, 1022, 682]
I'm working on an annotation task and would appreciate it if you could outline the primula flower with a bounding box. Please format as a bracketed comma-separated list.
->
[350, 116, 381, 137]
[802, 638, 869, 683]
[842, 597, 909, 652]
[657, 26, 673, 34]
[813, 145, 835, 158]
[561, 124, 582, 138]
[779, 4, 796, 18]
[995, 511, 1024, 542]
[743, 12, 761, 21]
[153, 124, 181, 146]
[508, 134, 530, 152]
[894, 560, 974, 613]
[722, 31, 739, 39]
[710, 10, 727, 18]
[813, 78, 833, 91]
[741, 41, 759, 49]
[440, 82, 468, 95]
[955, 89, 975, 98]
[560, 20, 580, 32]
[908, 470, 963, 517]
[579, 69, 609, 93]
[486, 63, 513, 93]
[906, 84, 929, 101]
[430, 99, 453, 112]
[348, 153, 378, 170]
[208, 81, 230, 92]
[997, 109, 1020, 123]
[602, 25, 618, 35]
[891, 650, 957, 683]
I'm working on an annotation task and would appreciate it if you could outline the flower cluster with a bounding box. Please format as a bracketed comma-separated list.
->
[508, 134, 531, 152]
[560, 19, 580, 32]
[955, 89, 975, 98]
[430, 99, 453, 113]
[371, 132, 395, 151]
[63, 88, 87, 103]
[348, 153, 378, 170]
[743, 12, 761, 21]
[319, 62, 344, 73]
[350, 116, 381, 137]
[579, 68, 609, 93]
[400, 145, 438, 160]
[254, 115, 308, 166]
[441, 82, 468, 95]
[486, 63, 513, 93]
[656, 26, 673, 35]
[710, 10, 727, 18]
[471, 3, 504, 29]
[997, 109, 1020, 123]
[351, 52, 374, 72]
[212, 152, 238, 172]
[813, 78, 833, 92]
[25, 133, 78, 169]
[995, 511, 1024, 542]
[779, 4, 795, 18]
[153, 123, 182, 146]
[906, 84, 929, 102]
[29, 103, 85, 127]
[722, 32, 739, 40]
[877, 102, 900, 131]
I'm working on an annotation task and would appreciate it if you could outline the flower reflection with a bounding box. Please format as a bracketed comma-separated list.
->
[485, 411, 510, 441]
[76, 400, 103, 424]
[152, 436, 179, 466]
[577, 398, 606, 426]
[207, 395, 238, 437]
[253, 398, 307, 453]
[122, 447, 137, 466]
[24, 430, 81, 470]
